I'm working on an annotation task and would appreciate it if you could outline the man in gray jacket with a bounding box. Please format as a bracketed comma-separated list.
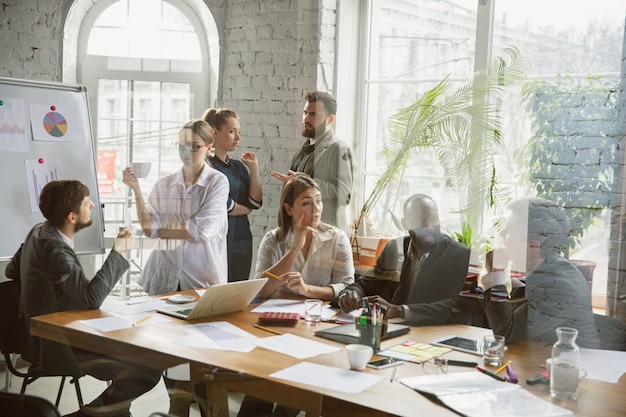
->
[271, 90, 354, 229]
[7, 180, 161, 417]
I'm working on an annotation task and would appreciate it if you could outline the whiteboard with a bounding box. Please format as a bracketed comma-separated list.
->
[0, 77, 105, 260]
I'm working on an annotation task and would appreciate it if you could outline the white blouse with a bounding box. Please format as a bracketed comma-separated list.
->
[255, 227, 355, 297]
[138, 162, 229, 295]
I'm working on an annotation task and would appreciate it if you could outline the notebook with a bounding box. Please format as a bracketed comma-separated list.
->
[156, 278, 268, 320]
[314, 322, 410, 344]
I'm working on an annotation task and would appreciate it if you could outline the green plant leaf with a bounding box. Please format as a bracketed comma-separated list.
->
[357, 46, 531, 249]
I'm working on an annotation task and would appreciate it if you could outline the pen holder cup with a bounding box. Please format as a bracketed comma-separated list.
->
[355, 318, 387, 352]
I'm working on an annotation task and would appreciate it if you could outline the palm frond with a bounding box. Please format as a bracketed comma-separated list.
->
[358, 46, 531, 247]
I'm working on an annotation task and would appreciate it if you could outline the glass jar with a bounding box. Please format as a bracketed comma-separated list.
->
[550, 327, 581, 400]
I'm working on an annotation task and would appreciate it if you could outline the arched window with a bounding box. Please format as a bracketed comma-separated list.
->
[77, 0, 218, 230]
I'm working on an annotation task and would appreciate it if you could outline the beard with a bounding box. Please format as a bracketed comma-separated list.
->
[74, 219, 93, 233]
[302, 119, 326, 139]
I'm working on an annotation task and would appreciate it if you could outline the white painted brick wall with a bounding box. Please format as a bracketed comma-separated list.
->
[0, 0, 339, 278]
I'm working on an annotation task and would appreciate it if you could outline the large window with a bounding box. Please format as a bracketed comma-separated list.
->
[76, 0, 217, 298]
[355, 0, 625, 303]
[79, 0, 215, 232]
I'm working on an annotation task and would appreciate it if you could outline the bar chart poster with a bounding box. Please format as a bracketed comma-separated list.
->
[25, 158, 62, 212]
[0, 97, 28, 151]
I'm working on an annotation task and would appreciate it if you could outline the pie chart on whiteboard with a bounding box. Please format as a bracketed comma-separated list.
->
[43, 111, 68, 137]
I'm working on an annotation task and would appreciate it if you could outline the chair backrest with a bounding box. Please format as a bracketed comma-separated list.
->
[24, 273, 84, 378]
[0, 391, 61, 417]
[595, 313, 626, 351]
[0, 279, 22, 355]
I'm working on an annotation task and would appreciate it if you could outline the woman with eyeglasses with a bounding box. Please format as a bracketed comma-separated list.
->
[122, 119, 229, 295]
[203, 108, 262, 282]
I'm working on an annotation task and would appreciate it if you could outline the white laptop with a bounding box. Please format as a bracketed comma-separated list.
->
[156, 278, 268, 320]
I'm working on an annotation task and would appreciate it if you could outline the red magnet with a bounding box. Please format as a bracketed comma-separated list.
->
[38, 158, 44, 164]
[51, 105, 56, 111]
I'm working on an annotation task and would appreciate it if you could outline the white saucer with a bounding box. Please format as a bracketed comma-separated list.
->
[168, 294, 195, 304]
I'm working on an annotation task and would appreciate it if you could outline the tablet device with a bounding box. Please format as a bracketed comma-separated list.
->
[429, 335, 482, 356]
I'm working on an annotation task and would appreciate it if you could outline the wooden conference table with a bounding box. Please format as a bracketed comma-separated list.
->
[30, 295, 624, 417]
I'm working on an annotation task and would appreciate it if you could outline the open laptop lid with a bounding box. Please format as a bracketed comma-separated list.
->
[157, 278, 268, 320]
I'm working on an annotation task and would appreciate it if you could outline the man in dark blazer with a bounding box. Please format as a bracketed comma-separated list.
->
[333, 194, 470, 326]
[6, 180, 161, 417]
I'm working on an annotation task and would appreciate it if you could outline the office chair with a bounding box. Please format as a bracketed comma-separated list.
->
[0, 279, 76, 406]
[0, 279, 133, 416]
[0, 391, 62, 417]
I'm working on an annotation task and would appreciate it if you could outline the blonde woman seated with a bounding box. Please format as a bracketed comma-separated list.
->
[238, 174, 354, 417]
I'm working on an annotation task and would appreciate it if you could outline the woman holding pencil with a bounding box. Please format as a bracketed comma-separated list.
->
[255, 173, 354, 300]
[238, 174, 354, 417]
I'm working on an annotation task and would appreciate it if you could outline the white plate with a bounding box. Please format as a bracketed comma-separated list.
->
[168, 294, 195, 304]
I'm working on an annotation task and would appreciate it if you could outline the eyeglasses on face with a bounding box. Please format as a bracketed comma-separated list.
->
[174, 142, 208, 153]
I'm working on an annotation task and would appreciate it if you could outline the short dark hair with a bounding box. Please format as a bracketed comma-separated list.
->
[39, 180, 90, 227]
[304, 91, 337, 116]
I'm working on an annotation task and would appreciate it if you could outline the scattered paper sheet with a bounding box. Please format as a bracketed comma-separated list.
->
[251, 299, 358, 323]
[321, 305, 360, 323]
[102, 298, 169, 315]
[174, 321, 257, 352]
[254, 333, 341, 359]
[400, 372, 573, 417]
[581, 348, 626, 383]
[251, 299, 305, 314]
[271, 362, 384, 394]
[79, 313, 170, 332]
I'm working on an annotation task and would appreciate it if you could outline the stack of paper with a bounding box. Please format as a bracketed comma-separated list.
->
[400, 371, 573, 417]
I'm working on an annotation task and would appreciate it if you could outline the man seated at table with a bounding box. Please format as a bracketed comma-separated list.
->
[6, 180, 162, 417]
[332, 194, 470, 325]
[479, 197, 603, 348]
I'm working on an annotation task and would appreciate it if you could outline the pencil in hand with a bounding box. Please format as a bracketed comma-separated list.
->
[263, 270, 281, 280]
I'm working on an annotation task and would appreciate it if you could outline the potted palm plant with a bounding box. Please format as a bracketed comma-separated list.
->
[353, 46, 531, 264]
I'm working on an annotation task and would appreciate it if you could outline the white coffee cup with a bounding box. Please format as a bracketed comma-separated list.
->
[345, 344, 374, 371]
[131, 162, 151, 178]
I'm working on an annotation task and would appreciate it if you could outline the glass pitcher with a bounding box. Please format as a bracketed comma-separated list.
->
[550, 327, 581, 400]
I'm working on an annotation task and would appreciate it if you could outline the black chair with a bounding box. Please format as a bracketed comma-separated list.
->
[0, 279, 133, 415]
[0, 391, 61, 417]
[0, 279, 75, 407]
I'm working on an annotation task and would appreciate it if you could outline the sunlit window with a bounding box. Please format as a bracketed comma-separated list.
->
[87, 0, 201, 61]
[358, 0, 625, 302]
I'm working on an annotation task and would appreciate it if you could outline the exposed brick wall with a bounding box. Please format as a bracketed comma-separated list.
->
[0, 0, 68, 80]
[218, 0, 338, 254]
[0, 0, 338, 276]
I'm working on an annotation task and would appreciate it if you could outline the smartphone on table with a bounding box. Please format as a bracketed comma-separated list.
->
[366, 357, 404, 369]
